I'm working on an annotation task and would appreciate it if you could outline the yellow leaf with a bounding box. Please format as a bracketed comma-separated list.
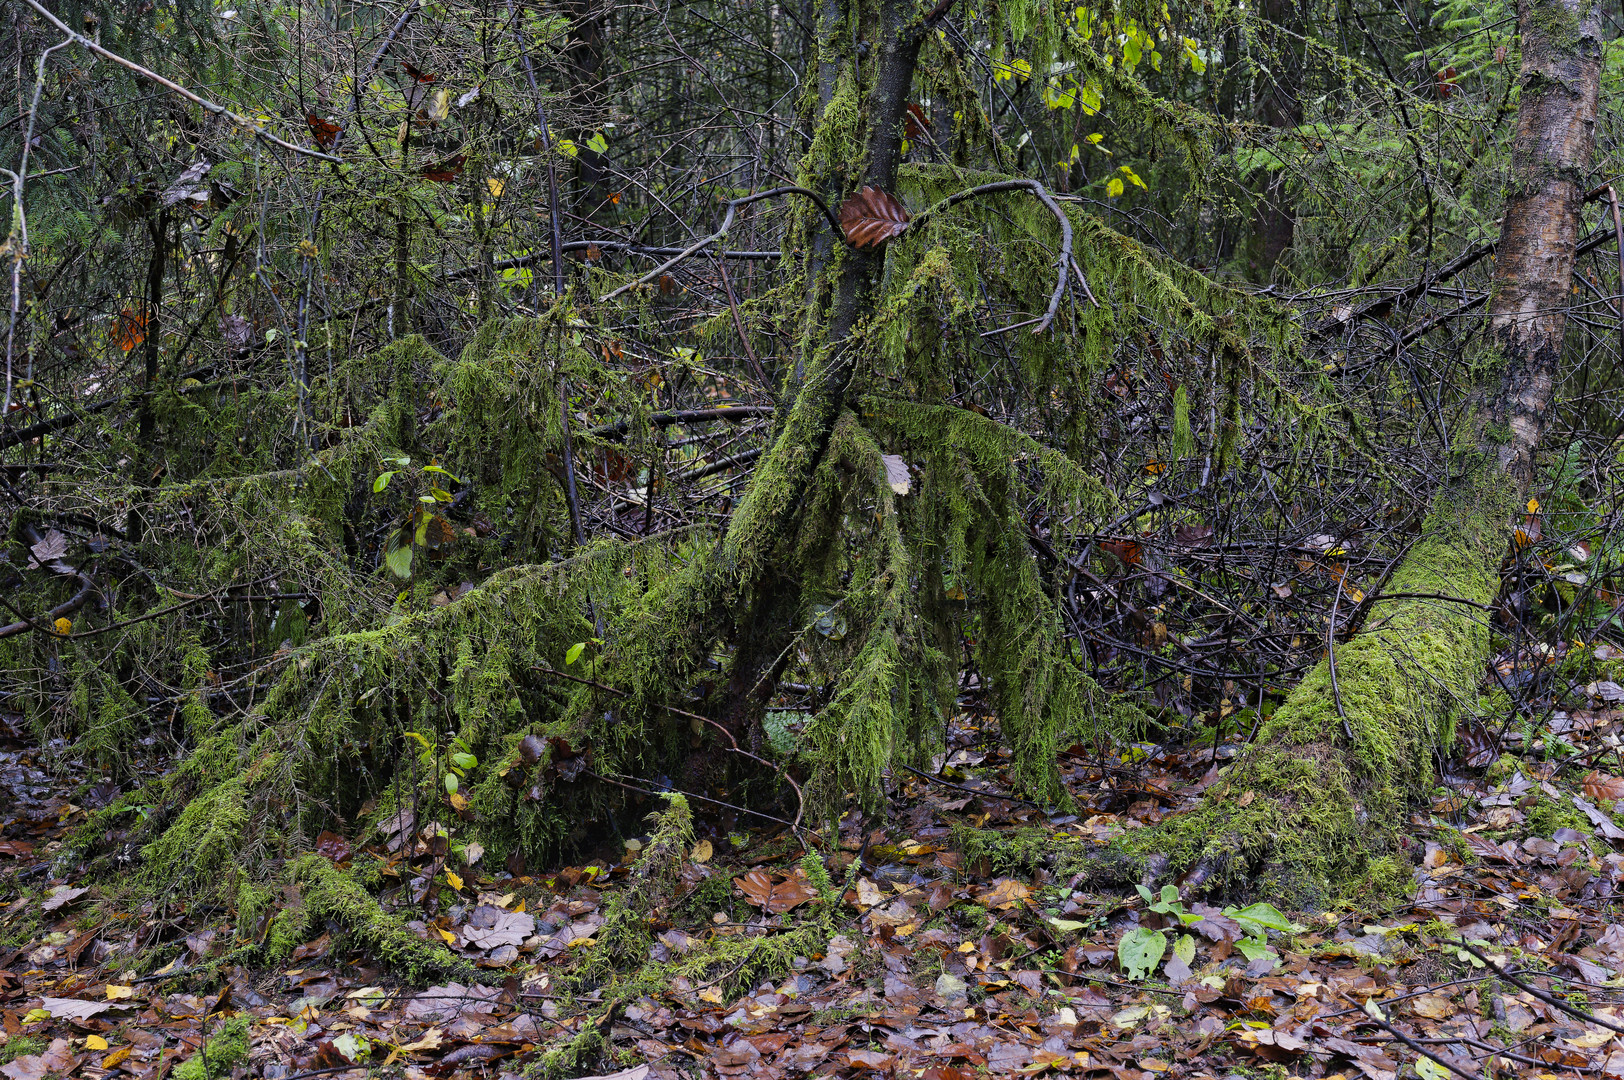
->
[54, 617, 71, 635]
[486, 177, 504, 198]
[1527, 497, 1540, 513]
[85, 1036, 108, 1051]
[690, 839, 713, 864]
[296, 240, 319, 259]
[102, 1048, 131, 1069]
[448, 790, 470, 812]
[445, 870, 464, 891]
[1106, 177, 1125, 198]
[104, 985, 135, 1000]
[436, 927, 457, 945]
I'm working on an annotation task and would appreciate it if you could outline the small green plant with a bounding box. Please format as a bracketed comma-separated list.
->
[403, 730, 478, 797]
[372, 457, 463, 579]
[1117, 885, 1305, 978]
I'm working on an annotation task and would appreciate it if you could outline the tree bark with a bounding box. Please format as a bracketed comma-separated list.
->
[1122, 0, 1603, 902]
[710, 0, 932, 749]
[1487, 0, 1603, 480]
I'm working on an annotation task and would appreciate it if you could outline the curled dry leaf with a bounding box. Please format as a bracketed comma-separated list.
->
[838, 185, 910, 249]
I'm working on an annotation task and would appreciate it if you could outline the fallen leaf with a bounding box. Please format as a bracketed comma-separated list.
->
[981, 877, 1032, 910]
[36, 997, 110, 1020]
[735, 868, 819, 913]
[0, 1038, 76, 1080]
[1585, 771, 1624, 802]
[41, 886, 88, 912]
[458, 905, 535, 951]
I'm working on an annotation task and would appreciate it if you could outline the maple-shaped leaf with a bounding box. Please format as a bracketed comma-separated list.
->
[839, 185, 910, 249]
[306, 114, 341, 149]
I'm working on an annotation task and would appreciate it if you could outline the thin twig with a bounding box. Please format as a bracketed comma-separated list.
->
[911, 179, 1082, 334]
[600, 187, 843, 302]
[1457, 940, 1624, 1036]
[894, 761, 1046, 810]
[19, 0, 339, 162]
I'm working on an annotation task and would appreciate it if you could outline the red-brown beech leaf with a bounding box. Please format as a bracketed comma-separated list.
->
[735, 868, 819, 913]
[1584, 770, 1624, 802]
[839, 185, 910, 249]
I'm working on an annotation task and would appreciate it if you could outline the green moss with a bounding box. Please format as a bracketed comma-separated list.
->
[281, 854, 477, 981]
[172, 1015, 249, 1080]
[1484, 753, 1523, 786]
[1526, 797, 1588, 838]
[0, 1038, 46, 1066]
[954, 825, 1057, 876]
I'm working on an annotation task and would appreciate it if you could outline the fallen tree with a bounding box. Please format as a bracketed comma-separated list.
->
[1099, 0, 1607, 902]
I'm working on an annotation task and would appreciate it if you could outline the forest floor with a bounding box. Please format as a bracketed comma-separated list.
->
[5, 692, 1624, 1080]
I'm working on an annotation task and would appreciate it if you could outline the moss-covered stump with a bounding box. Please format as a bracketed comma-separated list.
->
[1099, 466, 1515, 904]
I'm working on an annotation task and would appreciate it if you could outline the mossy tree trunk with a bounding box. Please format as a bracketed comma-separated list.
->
[706, 0, 938, 750]
[1126, 0, 1603, 902]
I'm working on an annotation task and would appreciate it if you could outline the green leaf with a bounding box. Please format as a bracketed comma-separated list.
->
[1048, 918, 1088, 934]
[1416, 1057, 1451, 1080]
[1173, 934, 1196, 965]
[1234, 935, 1274, 962]
[451, 752, 478, 770]
[443, 772, 458, 795]
[384, 530, 414, 578]
[1225, 902, 1302, 935]
[565, 641, 586, 666]
[373, 471, 396, 493]
[1117, 928, 1167, 981]
[422, 464, 463, 483]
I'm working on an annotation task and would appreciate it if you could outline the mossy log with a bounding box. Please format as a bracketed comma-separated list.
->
[1102, 0, 1602, 905]
[1101, 465, 1514, 903]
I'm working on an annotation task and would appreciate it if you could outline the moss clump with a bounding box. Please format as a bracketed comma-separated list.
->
[953, 825, 1058, 876]
[173, 1015, 249, 1080]
[1526, 797, 1588, 838]
[275, 855, 478, 982]
[1484, 754, 1523, 786]
[0, 1038, 46, 1066]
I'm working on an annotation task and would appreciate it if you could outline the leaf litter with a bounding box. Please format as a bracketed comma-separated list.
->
[9, 696, 1624, 1078]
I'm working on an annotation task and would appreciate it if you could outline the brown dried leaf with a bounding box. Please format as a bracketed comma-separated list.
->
[735, 868, 819, 913]
[1584, 770, 1624, 802]
[838, 185, 910, 249]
